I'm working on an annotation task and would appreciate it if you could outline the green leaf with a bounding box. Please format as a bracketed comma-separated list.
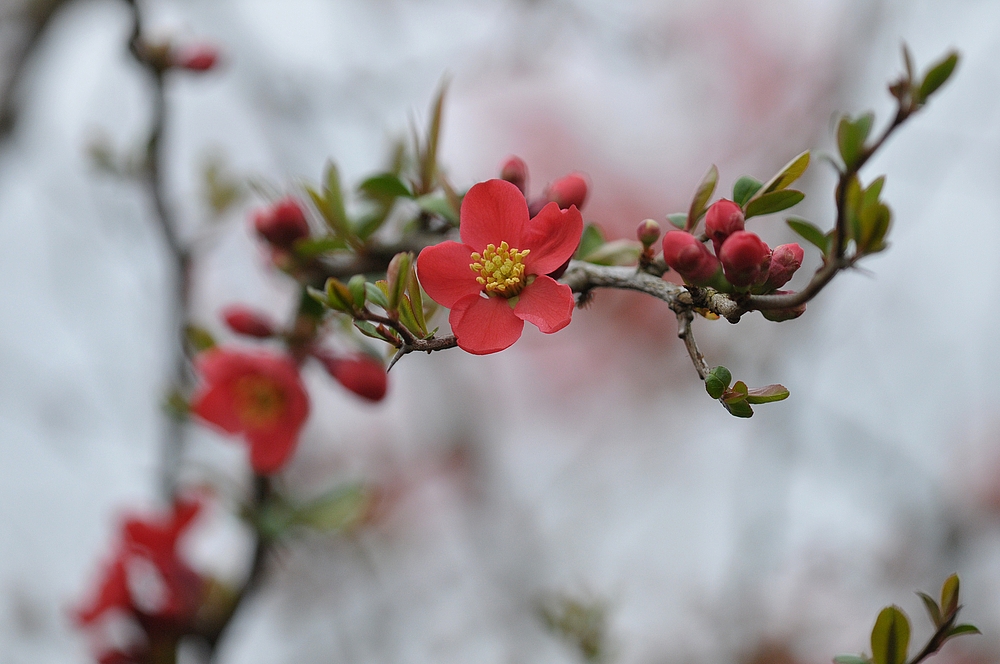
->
[666, 213, 687, 230]
[364, 282, 390, 310]
[834, 656, 871, 664]
[354, 319, 389, 341]
[324, 277, 355, 313]
[686, 164, 718, 231]
[420, 81, 448, 194]
[744, 190, 804, 219]
[856, 202, 892, 254]
[705, 366, 733, 400]
[575, 224, 606, 260]
[787, 217, 830, 254]
[746, 384, 790, 404]
[723, 398, 754, 418]
[322, 162, 352, 238]
[416, 194, 459, 224]
[870, 606, 910, 664]
[946, 624, 981, 638]
[837, 113, 874, 170]
[761, 151, 810, 195]
[408, 266, 426, 334]
[581, 239, 642, 266]
[294, 236, 348, 257]
[941, 574, 960, 617]
[862, 176, 885, 210]
[386, 252, 412, 312]
[397, 295, 424, 338]
[733, 176, 763, 207]
[292, 484, 368, 532]
[353, 209, 391, 241]
[348, 275, 367, 309]
[359, 173, 413, 199]
[185, 325, 216, 353]
[916, 591, 942, 627]
[918, 51, 959, 101]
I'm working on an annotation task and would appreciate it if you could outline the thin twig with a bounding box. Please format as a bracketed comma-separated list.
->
[676, 311, 708, 380]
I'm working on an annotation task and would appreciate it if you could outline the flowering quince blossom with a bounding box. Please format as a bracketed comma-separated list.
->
[417, 179, 583, 355]
[76, 500, 204, 663]
[191, 348, 309, 474]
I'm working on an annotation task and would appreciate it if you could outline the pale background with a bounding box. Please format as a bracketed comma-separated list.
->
[2, 0, 1000, 662]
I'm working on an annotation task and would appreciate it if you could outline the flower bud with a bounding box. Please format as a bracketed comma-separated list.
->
[254, 198, 310, 248]
[636, 219, 661, 248]
[499, 156, 528, 194]
[718, 231, 770, 288]
[705, 199, 745, 255]
[545, 173, 588, 210]
[222, 305, 275, 338]
[661, 230, 721, 285]
[173, 45, 219, 72]
[763, 243, 804, 291]
[317, 353, 388, 402]
[760, 292, 807, 321]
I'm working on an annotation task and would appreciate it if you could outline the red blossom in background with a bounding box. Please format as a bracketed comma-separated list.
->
[499, 155, 528, 194]
[253, 197, 310, 248]
[544, 173, 589, 211]
[417, 179, 583, 355]
[222, 305, 276, 338]
[191, 349, 309, 474]
[172, 45, 219, 72]
[314, 351, 389, 402]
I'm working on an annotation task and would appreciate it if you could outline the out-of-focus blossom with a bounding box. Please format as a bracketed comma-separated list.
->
[253, 198, 310, 248]
[499, 155, 528, 194]
[222, 305, 276, 338]
[544, 173, 589, 211]
[173, 45, 219, 72]
[315, 352, 389, 402]
[191, 349, 309, 474]
[417, 179, 582, 354]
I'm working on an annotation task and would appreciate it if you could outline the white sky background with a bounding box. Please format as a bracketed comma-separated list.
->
[2, 0, 1000, 663]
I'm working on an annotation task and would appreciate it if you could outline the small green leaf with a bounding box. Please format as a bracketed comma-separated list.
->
[834, 656, 871, 664]
[723, 398, 754, 418]
[837, 113, 874, 170]
[408, 266, 426, 334]
[292, 484, 368, 532]
[862, 176, 885, 210]
[386, 252, 412, 312]
[354, 209, 390, 240]
[322, 162, 352, 238]
[324, 277, 355, 313]
[294, 236, 348, 257]
[575, 224, 606, 260]
[918, 51, 959, 101]
[686, 164, 718, 231]
[416, 194, 459, 224]
[666, 213, 687, 230]
[359, 173, 413, 199]
[761, 150, 810, 195]
[870, 606, 910, 664]
[419, 81, 448, 194]
[733, 176, 763, 207]
[916, 591, 942, 627]
[744, 190, 804, 219]
[397, 295, 424, 337]
[364, 282, 390, 310]
[581, 239, 643, 266]
[946, 624, 981, 638]
[941, 574, 960, 617]
[348, 275, 367, 309]
[354, 319, 389, 341]
[185, 325, 216, 353]
[745, 384, 790, 404]
[787, 217, 830, 254]
[705, 366, 733, 400]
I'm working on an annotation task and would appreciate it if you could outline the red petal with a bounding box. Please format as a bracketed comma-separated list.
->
[513, 275, 575, 333]
[247, 426, 299, 474]
[459, 180, 529, 251]
[520, 202, 583, 275]
[450, 294, 524, 354]
[76, 557, 131, 624]
[416, 241, 482, 308]
[190, 385, 241, 434]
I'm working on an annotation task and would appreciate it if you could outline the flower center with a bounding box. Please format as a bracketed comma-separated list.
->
[469, 241, 530, 297]
[233, 375, 286, 428]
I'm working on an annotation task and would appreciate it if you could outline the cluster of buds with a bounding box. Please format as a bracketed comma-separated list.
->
[655, 199, 806, 320]
[498, 156, 589, 217]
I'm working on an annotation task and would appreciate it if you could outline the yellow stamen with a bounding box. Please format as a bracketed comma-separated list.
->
[233, 375, 286, 428]
[469, 241, 530, 297]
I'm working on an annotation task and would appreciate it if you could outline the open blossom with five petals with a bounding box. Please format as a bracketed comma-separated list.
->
[191, 349, 309, 474]
[417, 179, 583, 355]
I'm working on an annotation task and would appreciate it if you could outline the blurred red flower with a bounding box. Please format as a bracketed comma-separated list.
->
[191, 349, 309, 473]
[417, 179, 582, 354]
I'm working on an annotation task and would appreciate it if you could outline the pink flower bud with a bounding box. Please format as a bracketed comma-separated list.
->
[317, 353, 388, 402]
[254, 198, 310, 248]
[661, 230, 721, 285]
[174, 45, 219, 72]
[222, 305, 275, 338]
[760, 292, 807, 321]
[545, 173, 588, 210]
[718, 231, 770, 288]
[636, 219, 661, 248]
[499, 156, 528, 194]
[705, 199, 745, 255]
[763, 243, 804, 290]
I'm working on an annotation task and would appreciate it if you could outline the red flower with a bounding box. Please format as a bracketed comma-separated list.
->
[417, 179, 582, 355]
[191, 349, 309, 474]
[315, 352, 388, 402]
[253, 198, 310, 248]
[222, 305, 276, 338]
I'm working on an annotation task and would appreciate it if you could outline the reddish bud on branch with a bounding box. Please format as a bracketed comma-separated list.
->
[759, 291, 807, 321]
[637, 219, 661, 248]
[223, 305, 276, 338]
[661, 230, 721, 285]
[705, 199, 745, 255]
[499, 156, 528, 194]
[317, 353, 388, 402]
[718, 231, 770, 288]
[173, 45, 219, 72]
[253, 198, 310, 248]
[763, 243, 804, 291]
[545, 173, 589, 211]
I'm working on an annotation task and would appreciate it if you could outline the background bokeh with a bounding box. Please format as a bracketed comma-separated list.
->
[2, 0, 1000, 662]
